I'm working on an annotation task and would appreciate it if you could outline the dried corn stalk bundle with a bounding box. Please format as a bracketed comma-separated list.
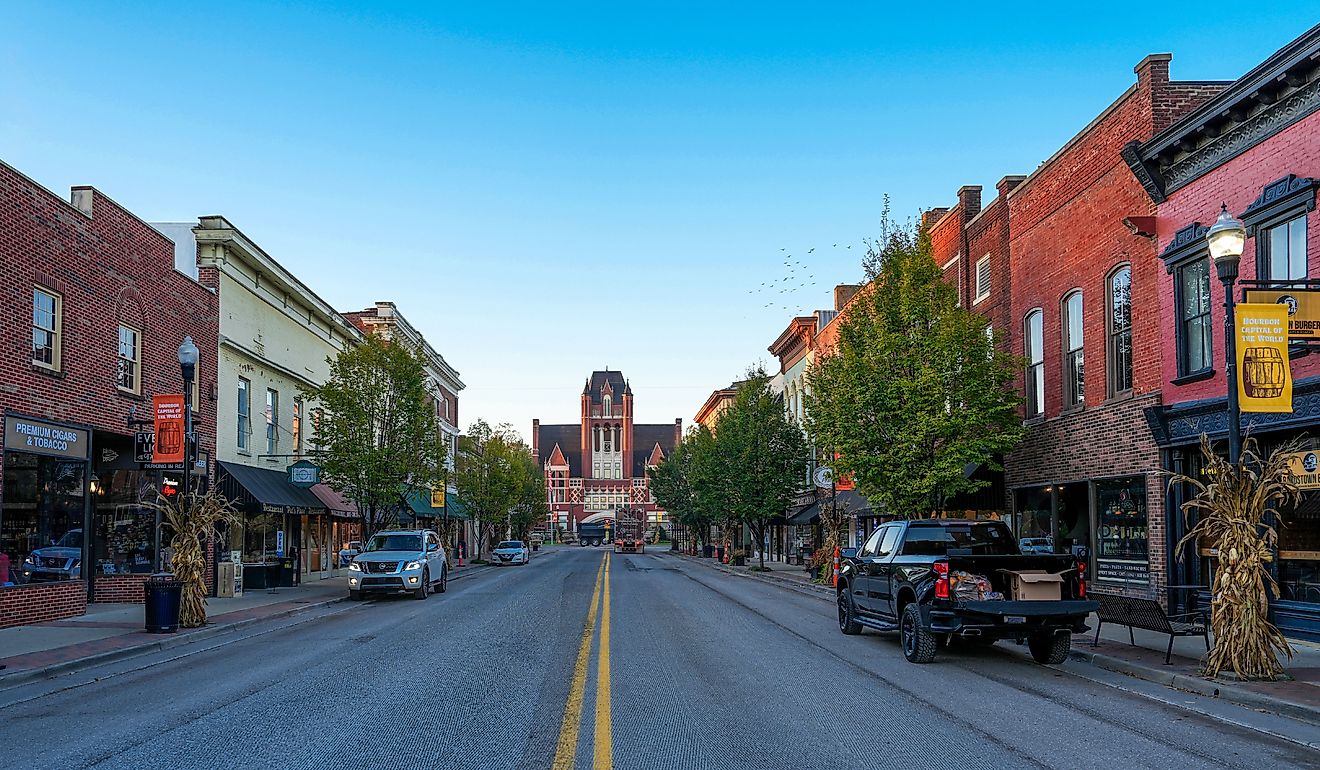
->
[1170, 435, 1297, 680]
[145, 489, 241, 629]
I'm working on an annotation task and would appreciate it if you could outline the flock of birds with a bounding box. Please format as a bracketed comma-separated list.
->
[747, 242, 854, 314]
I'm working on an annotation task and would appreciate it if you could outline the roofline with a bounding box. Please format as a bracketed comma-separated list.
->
[767, 316, 816, 357]
[1008, 83, 1139, 202]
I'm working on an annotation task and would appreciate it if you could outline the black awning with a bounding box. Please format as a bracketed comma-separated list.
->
[218, 461, 327, 516]
[788, 501, 820, 526]
[788, 489, 877, 525]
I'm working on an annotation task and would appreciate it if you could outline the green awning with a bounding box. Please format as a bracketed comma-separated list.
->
[400, 486, 467, 520]
[445, 495, 469, 520]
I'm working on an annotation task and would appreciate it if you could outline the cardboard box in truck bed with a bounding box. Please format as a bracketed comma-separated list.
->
[998, 569, 1064, 601]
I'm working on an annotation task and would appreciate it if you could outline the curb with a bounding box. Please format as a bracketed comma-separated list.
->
[0, 559, 508, 690]
[667, 551, 834, 600]
[1067, 646, 1320, 727]
[666, 552, 1319, 727]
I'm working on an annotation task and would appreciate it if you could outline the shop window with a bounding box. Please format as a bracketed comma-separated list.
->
[92, 469, 157, 575]
[266, 388, 279, 455]
[1024, 310, 1044, 418]
[32, 287, 62, 370]
[1277, 490, 1320, 604]
[1062, 291, 1084, 407]
[292, 399, 302, 455]
[1242, 174, 1316, 286]
[2, 451, 86, 583]
[117, 325, 141, 394]
[1262, 215, 1307, 283]
[1107, 266, 1133, 395]
[1094, 476, 1149, 585]
[237, 378, 251, 451]
[1177, 257, 1213, 376]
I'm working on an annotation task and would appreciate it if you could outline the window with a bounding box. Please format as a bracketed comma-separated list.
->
[1263, 215, 1307, 283]
[237, 378, 251, 451]
[1108, 266, 1133, 395]
[974, 256, 991, 302]
[292, 399, 303, 455]
[1024, 310, 1044, 418]
[31, 288, 61, 369]
[614, 461, 621, 479]
[593, 462, 600, 478]
[1062, 292, 1084, 407]
[859, 527, 885, 557]
[266, 389, 279, 454]
[1178, 258, 1213, 376]
[876, 526, 902, 558]
[603, 395, 612, 417]
[117, 325, 140, 393]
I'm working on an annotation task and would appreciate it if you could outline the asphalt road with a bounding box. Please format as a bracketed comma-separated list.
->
[0, 547, 1316, 769]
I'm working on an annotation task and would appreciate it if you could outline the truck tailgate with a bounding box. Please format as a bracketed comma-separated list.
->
[957, 599, 1098, 617]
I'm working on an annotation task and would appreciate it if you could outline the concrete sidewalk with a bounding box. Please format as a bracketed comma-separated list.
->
[0, 559, 501, 685]
[669, 549, 1320, 725]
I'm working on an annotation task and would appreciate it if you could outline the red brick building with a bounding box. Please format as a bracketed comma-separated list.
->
[0, 159, 218, 628]
[1123, 25, 1320, 639]
[532, 370, 680, 533]
[1005, 54, 1226, 599]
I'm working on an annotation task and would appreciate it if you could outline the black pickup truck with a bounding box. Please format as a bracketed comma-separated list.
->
[836, 519, 1098, 664]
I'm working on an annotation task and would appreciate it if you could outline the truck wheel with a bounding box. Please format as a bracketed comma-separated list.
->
[837, 587, 862, 635]
[900, 603, 938, 664]
[414, 569, 430, 600]
[1028, 632, 1071, 664]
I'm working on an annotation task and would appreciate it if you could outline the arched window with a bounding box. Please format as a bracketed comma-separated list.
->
[1024, 310, 1044, 418]
[603, 395, 612, 417]
[1062, 291, 1084, 407]
[1107, 266, 1133, 395]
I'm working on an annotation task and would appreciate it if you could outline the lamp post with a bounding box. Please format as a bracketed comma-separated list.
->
[178, 337, 199, 485]
[1206, 204, 1248, 465]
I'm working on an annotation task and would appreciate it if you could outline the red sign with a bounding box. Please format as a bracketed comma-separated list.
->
[152, 394, 186, 464]
[833, 452, 855, 491]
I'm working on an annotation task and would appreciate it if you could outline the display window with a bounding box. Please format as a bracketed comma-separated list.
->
[2, 450, 86, 584]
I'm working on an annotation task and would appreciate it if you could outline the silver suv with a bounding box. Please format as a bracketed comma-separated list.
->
[348, 530, 447, 600]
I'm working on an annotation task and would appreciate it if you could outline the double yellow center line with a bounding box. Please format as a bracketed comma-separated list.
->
[553, 551, 612, 770]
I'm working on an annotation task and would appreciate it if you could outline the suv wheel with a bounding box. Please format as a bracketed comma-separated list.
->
[437, 568, 447, 593]
[900, 603, 938, 664]
[837, 586, 862, 635]
[1028, 632, 1071, 664]
[349, 590, 362, 601]
[414, 568, 430, 600]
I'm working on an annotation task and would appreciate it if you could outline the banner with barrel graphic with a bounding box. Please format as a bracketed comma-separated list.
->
[1235, 303, 1292, 413]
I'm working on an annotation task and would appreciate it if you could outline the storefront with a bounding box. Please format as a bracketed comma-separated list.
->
[1152, 382, 1320, 642]
[311, 484, 358, 573]
[1012, 476, 1152, 590]
[1, 414, 92, 627]
[216, 461, 325, 590]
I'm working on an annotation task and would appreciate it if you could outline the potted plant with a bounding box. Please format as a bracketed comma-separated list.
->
[731, 548, 747, 566]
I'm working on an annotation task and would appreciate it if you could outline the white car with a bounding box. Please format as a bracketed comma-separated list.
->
[492, 540, 530, 566]
[348, 530, 447, 599]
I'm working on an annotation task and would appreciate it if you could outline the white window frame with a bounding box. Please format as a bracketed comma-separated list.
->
[237, 378, 251, 452]
[32, 287, 62, 371]
[117, 324, 141, 394]
[974, 255, 991, 304]
[1024, 310, 1044, 418]
[266, 388, 279, 455]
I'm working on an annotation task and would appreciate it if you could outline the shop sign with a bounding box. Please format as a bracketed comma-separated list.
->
[1282, 450, 1320, 490]
[135, 431, 154, 463]
[276, 530, 285, 558]
[1235, 303, 1293, 413]
[287, 460, 320, 488]
[1096, 559, 1150, 585]
[431, 485, 446, 509]
[152, 394, 187, 464]
[4, 415, 88, 459]
[1244, 288, 1320, 340]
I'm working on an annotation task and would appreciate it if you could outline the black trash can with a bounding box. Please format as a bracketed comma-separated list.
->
[265, 562, 282, 593]
[702, 544, 715, 558]
[144, 573, 183, 633]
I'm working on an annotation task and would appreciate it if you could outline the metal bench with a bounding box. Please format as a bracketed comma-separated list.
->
[1093, 593, 1210, 664]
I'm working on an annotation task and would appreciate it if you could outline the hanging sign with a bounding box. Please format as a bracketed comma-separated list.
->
[287, 460, 320, 488]
[430, 485, 446, 509]
[1236, 303, 1293, 413]
[1244, 289, 1320, 340]
[4, 416, 88, 460]
[152, 394, 187, 463]
[1282, 450, 1320, 490]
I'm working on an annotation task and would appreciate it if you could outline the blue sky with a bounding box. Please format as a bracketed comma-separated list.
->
[5, 2, 1318, 436]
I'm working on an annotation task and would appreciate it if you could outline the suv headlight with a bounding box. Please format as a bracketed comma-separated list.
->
[405, 560, 422, 571]
[348, 561, 363, 572]
[24, 554, 38, 565]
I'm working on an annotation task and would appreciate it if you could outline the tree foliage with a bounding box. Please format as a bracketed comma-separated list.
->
[302, 335, 445, 541]
[454, 420, 543, 557]
[805, 220, 1024, 517]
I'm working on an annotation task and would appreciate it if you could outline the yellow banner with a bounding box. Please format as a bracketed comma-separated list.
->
[1281, 450, 1320, 490]
[1236, 303, 1292, 413]
[431, 486, 446, 509]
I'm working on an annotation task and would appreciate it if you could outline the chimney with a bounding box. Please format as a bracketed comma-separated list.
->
[532, 419, 540, 459]
[834, 284, 862, 312]
[921, 207, 949, 229]
[675, 418, 683, 447]
[997, 175, 1027, 199]
[1134, 53, 1171, 92]
[957, 185, 982, 222]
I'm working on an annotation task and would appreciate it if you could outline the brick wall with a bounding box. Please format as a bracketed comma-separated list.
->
[1157, 109, 1320, 407]
[92, 574, 149, 603]
[0, 582, 87, 629]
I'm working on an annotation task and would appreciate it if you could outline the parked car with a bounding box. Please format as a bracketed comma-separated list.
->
[339, 540, 362, 567]
[347, 530, 446, 600]
[836, 519, 1097, 665]
[492, 540, 530, 565]
[1018, 537, 1053, 554]
[21, 529, 83, 582]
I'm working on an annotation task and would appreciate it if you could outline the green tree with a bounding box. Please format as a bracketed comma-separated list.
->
[805, 221, 1024, 517]
[649, 432, 702, 548]
[302, 335, 444, 541]
[716, 371, 809, 568]
[454, 420, 541, 558]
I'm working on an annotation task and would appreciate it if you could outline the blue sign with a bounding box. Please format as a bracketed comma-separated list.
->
[276, 530, 285, 558]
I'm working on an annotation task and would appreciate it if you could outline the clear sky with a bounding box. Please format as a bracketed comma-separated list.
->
[5, 3, 1317, 436]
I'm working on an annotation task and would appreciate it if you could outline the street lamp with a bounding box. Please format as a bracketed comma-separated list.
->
[1206, 204, 1247, 464]
[178, 336, 199, 483]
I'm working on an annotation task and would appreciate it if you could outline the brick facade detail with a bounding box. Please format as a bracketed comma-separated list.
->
[0, 581, 87, 629]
